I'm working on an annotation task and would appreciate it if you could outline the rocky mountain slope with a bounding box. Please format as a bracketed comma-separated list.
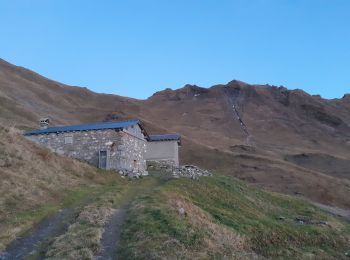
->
[1, 58, 350, 209]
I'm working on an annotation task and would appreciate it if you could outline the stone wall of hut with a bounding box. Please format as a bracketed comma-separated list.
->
[25, 126, 147, 175]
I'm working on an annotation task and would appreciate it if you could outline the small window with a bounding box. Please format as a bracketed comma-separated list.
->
[64, 136, 73, 144]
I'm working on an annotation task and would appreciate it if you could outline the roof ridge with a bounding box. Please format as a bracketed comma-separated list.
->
[148, 134, 181, 143]
[24, 119, 141, 136]
[39, 119, 139, 129]
[149, 133, 180, 135]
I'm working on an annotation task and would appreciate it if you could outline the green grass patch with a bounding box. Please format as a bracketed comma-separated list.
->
[44, 175, 168, 259]
[6, 184, 106, 227]
[119, 173, 350, 259]
[0, 170, 129, 251]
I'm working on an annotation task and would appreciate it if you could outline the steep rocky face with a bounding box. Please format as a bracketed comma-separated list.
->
[1, 58, 350, 209]
[141, 81, 350, 158]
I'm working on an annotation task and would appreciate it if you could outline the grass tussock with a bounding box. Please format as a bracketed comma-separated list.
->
[119, 174, 350, 259]
[166, 194, 256, 259]
[45, 206, 113, 260]
[45, 184, 126, 259]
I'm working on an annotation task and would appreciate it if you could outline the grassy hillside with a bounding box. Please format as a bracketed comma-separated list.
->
[0, 124, 128, 251]
[119, 173, 350, 259]
[1, 125, 349, 259]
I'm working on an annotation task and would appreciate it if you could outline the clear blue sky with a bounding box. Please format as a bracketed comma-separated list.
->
[0, 0, 349, 99]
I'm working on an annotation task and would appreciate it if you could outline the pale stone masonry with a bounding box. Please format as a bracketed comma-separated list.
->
[24, 119, 181, 177]
[25, 120, 148, 176]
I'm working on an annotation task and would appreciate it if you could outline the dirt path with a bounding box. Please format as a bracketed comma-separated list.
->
[311, 202, 350, 222]
[0, 187, 101, 260]
[94, 173, 171, 260]
[0, 207, 79, 260]
[0, 174, 171, 260]
[94, 206, 128, 260]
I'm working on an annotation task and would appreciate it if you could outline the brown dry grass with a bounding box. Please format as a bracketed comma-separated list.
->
[45, 175, 161, 259]
[180, 140, 350, 210]
[0, 125, 105, 250]
[45, 205, 115, 260]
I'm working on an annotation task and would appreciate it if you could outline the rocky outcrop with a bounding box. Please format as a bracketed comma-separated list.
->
[118, 169, 148, 178]
[172, 165, 212, 179]
[147, 161, 212, 179]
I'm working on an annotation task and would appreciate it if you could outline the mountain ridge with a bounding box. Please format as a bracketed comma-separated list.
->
[2, 58, 349, 102]
[1, 58, 350, 210]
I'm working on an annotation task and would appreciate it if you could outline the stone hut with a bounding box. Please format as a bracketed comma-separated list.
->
[145, 134, 181, 167]
[24, 119, 149, 176]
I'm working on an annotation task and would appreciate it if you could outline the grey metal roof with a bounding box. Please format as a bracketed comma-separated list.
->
[149, 134, 181, 144]
[24, 119, 142, 136]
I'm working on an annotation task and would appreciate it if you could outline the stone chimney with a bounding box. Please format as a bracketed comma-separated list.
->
[39, 118, 50, 129]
